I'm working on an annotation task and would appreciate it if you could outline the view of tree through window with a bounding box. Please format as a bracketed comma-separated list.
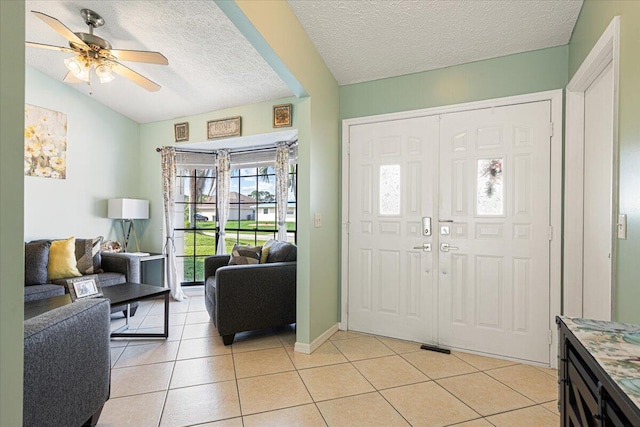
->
[226, 165, 297, 251]
[173, 161, 296, 286]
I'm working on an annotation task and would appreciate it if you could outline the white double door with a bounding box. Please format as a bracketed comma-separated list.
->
[348, 101, 552, 364]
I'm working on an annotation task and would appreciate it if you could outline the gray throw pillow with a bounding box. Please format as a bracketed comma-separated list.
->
[228, 244, 262, 265]
[263, 239, 297, 263]
[25, 241, 51, 285]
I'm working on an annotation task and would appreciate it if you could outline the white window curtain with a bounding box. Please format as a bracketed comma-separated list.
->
[275, 142, 289, 241]
[216, 149, 231, 254]
[160, 147, 186, 301]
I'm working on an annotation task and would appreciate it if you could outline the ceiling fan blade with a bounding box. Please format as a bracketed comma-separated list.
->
[111, 62, 161, 92]
[31, 11, 89, 51]
[26, 41, 76, 54]
[107, 49, 168, 65]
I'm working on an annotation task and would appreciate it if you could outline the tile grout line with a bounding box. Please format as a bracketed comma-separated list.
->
[152, 299, 182, 427]
[281, 336, 330, 426]
[230, 339, 246, 424]
[347, 339, 414, 425]
[480, 366, 555, 405]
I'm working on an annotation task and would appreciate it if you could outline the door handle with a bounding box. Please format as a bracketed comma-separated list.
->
[440, 243, 459, 252]
[413, 243, 432, 252]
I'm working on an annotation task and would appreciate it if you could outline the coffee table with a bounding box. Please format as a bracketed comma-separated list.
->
[24, 283, 170, 339]
[107, 283, 170, 339]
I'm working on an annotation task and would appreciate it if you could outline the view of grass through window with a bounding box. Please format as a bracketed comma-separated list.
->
[175, 163, 296, 285]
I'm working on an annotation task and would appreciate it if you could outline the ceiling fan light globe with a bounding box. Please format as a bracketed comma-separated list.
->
[95, 63, 112, 77]
[99, 73, 115, 83]
[64, 56, 90, 82]
[96, 63, 115, 83]
[64, 56, 82, 74]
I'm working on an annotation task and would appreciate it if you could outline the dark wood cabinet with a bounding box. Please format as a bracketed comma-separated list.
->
[557, 316, 640, 426]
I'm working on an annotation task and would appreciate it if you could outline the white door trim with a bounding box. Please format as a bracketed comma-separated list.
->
[564, 16, 620, 318]
[341, 89, 563, 367]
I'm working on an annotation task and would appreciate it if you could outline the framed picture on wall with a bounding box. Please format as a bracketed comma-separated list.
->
[174, 122, 189, 142]
[207, 116, 242, 139]
[273, 104, 292, 128]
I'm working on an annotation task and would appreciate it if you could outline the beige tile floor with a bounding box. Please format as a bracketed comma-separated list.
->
[98, 286, 560, 427]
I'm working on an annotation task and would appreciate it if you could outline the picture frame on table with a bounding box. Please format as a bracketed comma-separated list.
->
[65, 275, 103, 301]
[273, 103, 292, 128]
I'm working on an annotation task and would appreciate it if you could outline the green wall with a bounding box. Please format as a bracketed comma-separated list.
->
[0, 1, 25, 424]
[222, 0, 341, 344]
[138, 96, 302, 252]
[340, 46, 569, 119]
[568, 1, 640, 323]
[24, 67, 140, 243]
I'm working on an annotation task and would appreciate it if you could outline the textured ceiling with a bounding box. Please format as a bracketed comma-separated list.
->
[25, 1, 293, 124]
[287, 0, 583, 85]
[25, 1, 583, 125]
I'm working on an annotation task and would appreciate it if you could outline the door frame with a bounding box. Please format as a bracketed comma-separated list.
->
[341, 89, 563, 366]
[563, 16, 620, 318]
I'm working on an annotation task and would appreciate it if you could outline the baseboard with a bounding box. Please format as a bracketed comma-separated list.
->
[294, 323, 339, 354]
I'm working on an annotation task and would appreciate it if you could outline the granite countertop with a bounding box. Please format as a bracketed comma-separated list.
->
[560, 316, 640, 407]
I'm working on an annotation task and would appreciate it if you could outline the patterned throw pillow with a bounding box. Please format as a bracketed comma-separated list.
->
[228, 244, 262, 265]
[75, 236, 104, 275]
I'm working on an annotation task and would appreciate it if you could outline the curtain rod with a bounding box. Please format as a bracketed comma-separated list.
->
[155, 140, 297, 154]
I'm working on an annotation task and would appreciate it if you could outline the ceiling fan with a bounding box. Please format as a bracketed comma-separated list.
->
[26, 9, 168, 92]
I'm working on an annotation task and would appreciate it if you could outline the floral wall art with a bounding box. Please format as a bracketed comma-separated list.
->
[24, 104, 67, 179]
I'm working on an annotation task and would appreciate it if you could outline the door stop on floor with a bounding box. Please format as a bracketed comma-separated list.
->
[420, 343, 451, 354]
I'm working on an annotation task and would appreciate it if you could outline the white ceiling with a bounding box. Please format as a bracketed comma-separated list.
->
[25, 1, 583, 125]
[288, 0, 583, 85]
[25, 0, 293, 124]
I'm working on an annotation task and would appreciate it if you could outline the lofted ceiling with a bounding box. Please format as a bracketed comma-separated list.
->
[25, 1, 583, 125]
[287, 0, 584, 85]
[25, 0, 293, 124]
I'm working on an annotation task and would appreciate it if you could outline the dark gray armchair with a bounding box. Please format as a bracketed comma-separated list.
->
[204, 240, 297, 345]
[23, 298, 110, 427]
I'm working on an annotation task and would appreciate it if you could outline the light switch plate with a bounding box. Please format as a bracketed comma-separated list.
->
[618, 214, 627, 239]
[314, 213, 322, 228]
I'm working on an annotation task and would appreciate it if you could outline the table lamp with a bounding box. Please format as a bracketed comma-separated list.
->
[108, 198, 149, 253]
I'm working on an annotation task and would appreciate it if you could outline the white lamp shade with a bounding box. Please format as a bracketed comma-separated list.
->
[108, 198, 149, 219]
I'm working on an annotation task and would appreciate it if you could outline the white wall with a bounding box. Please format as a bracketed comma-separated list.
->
[24, 67, 141, 242]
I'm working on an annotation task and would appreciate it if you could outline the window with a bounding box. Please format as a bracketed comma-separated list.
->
[173, 154, 217, 285]
[170, 148, 297, 285]
[225, 164, 297, 252]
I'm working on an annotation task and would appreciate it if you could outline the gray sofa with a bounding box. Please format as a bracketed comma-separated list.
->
[204, 240, 297, 345]
[24, 298, 110, 427]
[24, 238, 141, 316]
